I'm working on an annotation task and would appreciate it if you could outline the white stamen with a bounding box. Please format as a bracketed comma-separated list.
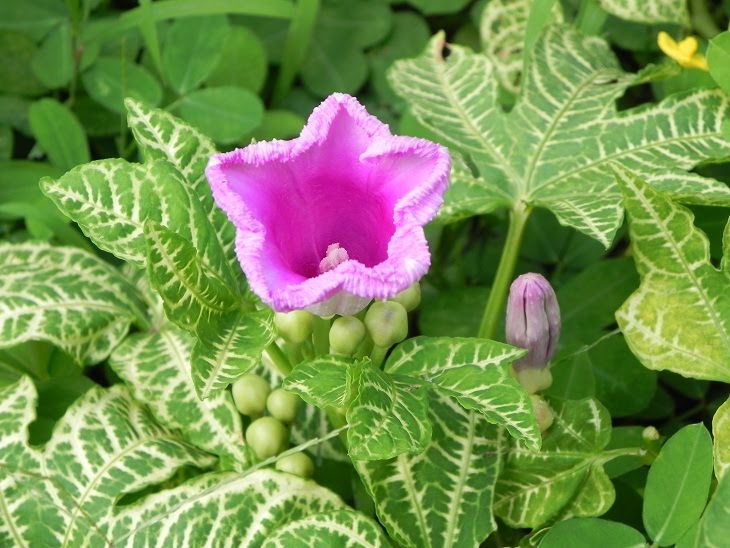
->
[319, 243, 349, 273]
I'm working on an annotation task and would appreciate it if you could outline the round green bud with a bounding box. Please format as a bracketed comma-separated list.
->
[329, 316, 366, 355]
[231, 374, 271, 417]
[275, 452, 315, 478]
[514, 368, 553, 395]
[642, 426, 659, 442]
[274, 310, 315, 345]
[390, 283, 421, 312]
[364, 301, 408, 348]
[266, 388, 301, 423]
[530, 395, 554, 433]
[245, 416, 288, 460]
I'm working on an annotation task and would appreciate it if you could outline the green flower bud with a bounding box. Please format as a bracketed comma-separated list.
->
[530, 395, 554, 433]
[231, 374, 271, 417]
[364, 301, 408, 348]
[266, 388, 301, 424]
[389, 283, 421, 312]
[245, 416, 288, 460]
[276, 452, 315, 478]
[329, 316, 366, 355]
[274, 310, 315, 345]
[514, 367, 553, 395]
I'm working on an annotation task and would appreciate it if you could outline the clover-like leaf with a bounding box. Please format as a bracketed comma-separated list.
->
[356, 393, 503, 547]
[0, 243, 147, 365]
[390, 26, 730, 246]
[109, 326, 251, 468]
[614, 165, 730, 383]
[386, 336, 540, 450]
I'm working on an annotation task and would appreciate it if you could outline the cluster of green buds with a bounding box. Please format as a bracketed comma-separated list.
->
[231, 373, 313, 478]
[505, 273, 561, 433]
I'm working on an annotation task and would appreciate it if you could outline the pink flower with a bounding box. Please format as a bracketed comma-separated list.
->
[206, 94, 450, 316]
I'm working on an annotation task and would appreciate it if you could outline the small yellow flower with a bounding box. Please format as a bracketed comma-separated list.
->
[657, 31, 709, 71]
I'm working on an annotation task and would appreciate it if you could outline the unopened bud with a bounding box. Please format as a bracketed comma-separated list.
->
[390, 283, 421, 312]
[329, 316, 366, 355]
[364, 301, 408, 348]
[505, 273, 561, 371]
[274, 310, 315, 345]
[531, 395, 554, 433]
[514, 367, 553, 395]
[642, 426, 660, 442]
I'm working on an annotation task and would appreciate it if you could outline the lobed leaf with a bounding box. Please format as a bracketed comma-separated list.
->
[614, 165, 730, 382]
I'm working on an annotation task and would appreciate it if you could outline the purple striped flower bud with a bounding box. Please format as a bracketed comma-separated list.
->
[505, 273, 561, 372]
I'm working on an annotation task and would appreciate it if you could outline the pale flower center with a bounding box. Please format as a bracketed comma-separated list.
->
[318, 243, 349, 274]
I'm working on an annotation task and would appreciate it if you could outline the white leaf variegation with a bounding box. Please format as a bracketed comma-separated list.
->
[356, 393, 503, 548]
[713, 397, 730, 480]
[109, 326, 251, 468]
[599, 0, 689, 25]
[262, 509, 391, 547]
[479, 0, 563, 94]
[614, 165, 730, 382]
[0, 243, 147, 365]
[386, 337, 540, 450]
[390, 26, 730, 246]
[0, 377, 214, 546]
[283, 355, 354, 409]
[494, 398, 615, 529]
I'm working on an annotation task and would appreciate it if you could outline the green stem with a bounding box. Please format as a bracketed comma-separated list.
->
[369, 345, 388, 369]
[477, 203, 532, 340]
[265, 341, 292, 376]
[690, 0, 720, 40]
[312, 316, 331, 356]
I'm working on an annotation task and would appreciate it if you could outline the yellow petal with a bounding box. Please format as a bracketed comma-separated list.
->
[657, 31, 679, 57]
[677, 36, 699, 57]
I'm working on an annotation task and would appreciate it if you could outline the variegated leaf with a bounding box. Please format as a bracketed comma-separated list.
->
[124, 98, 237, 271]
[0, 243, 146, 365]
[390, 27, 730, 245]
[614, 165, 730, 383]
[386, 337, 540, 450]
[144, 220, 239, 334]
[0, 377, 214, 546]
[479, 0, 563, 94]
[283, 355, 354, 409]
[347, 360, 431, 461]
[599, 0, 689, 25]
[494, 398, 614, 529]
[109, 326, 251, 468]
[356, 393, 503, 548]
[437, 168, 513, 222]
[191, 309, 274, 399]
[713, 397, 730, 480]
[262, 509, 391, 547]
[289, 405, 350, 464]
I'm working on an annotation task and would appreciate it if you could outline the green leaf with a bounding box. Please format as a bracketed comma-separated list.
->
[614, 165, 730, 382]
[29, 98, 90, 171]
[479, 0, 563, 94]
[644, 423, 713, 546]
[347, 360, 431, 461]
[389, 27, 730, 247]
[0, 32, 47, 96]
[494, 398, 615, 529]
[301, 38, 368, 98]
[124, 98, 237, 274]
[206, 25, 268, 93]
[162, 15, 230, 95]
[696, 473, 730, 548]
[436, 168, 513, 222]
[405, 0, 470, 15]
[109, 326, 251, 468]
[0, 161, 62, 206]
[283, 355, 353, 409]
[386, 336, 540, 450]
[356, 393, 502, 547]
[30, 22, 73, 88]
[82, 57, 162, 113]
[144, 220, 239, 334]
[598, 0, 690, 25]
[708, 31, 730, 96]
[713, 397, 730, 480]
[0, 243, 146, 365]
[540, 518, 646, 548]
[318, 0, 392, 49]
[191, 309, 275, 399]
[0, 377, 214, 546]
[262, 509, 391, 547]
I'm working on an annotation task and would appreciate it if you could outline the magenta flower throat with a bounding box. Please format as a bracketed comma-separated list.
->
[206, 93, 450, 316]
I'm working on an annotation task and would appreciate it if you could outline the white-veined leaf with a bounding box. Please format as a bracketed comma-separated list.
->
[347, 360, 431, 461]
[356, 393, 503, 548]
[262, 509, 391, 547]
[386, 336, 540, 450]
[0, 243, 147, 365]
[713, 397, 730, 480]
[109, 326, 251, 468]
[494, 398, 615, 529]
[283, 355, 354, 409]
[599, 0, 689, 25]
[614, 165, 730, 383]
[0, 377, 214, 546]
[390, 27, 730, 245]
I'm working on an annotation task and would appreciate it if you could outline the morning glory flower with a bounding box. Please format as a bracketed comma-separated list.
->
[206, 93, 450, 316]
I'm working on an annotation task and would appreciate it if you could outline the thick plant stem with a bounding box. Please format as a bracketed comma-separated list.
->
[477, 203, 532, 340]
[265, 341, 292, 376]
[312, 316, 331, 356]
